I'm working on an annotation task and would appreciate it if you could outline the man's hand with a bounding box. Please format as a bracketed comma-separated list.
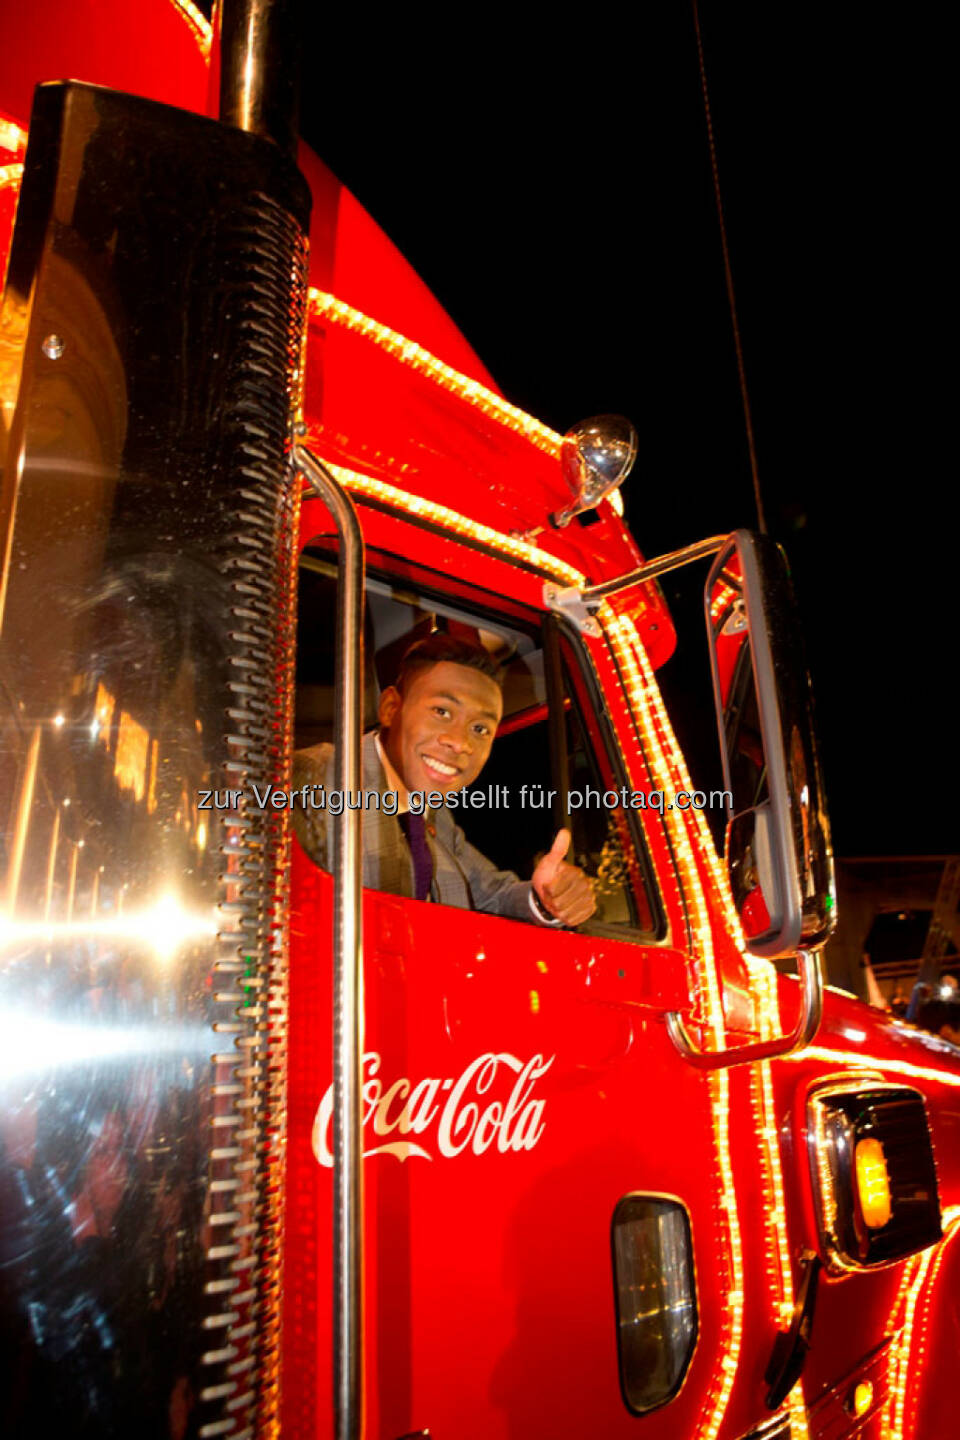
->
[531, 829, 597, 927]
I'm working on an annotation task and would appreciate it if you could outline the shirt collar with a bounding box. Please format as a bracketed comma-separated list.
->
[374, 731, 410, 815]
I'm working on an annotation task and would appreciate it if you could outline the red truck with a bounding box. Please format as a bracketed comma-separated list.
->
[1, 5, 958, 1439]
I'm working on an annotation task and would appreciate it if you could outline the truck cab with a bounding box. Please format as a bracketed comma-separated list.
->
[1, 5, 958, 1439]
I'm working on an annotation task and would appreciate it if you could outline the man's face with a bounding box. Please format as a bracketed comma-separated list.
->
[378, 660, 503, 795]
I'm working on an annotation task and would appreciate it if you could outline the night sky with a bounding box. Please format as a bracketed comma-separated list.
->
[297, 5, 954, 857]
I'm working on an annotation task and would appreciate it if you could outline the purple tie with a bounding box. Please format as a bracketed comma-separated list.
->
[401, 812, 434, 901]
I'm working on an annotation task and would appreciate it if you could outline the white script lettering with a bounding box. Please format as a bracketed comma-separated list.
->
[311, 1051, 555, 1166]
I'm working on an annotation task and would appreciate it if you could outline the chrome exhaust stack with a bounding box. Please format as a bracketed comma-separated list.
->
[0, 76, 309, 1438]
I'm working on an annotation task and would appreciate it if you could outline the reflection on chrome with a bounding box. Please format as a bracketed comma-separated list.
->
[0, 891, 218, 963]
[0, 1014, 212, 1082]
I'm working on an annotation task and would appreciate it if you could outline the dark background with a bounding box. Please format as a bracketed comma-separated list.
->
[295, 4, 953, 856]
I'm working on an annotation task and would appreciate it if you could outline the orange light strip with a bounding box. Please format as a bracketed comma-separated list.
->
[788, 1382, 811, 1440]
[308, 289, 564, 457]
[0, 118, 27, 155]
[902, 1207, 960, 1438]
[2, 120, 27, 211]
[610, 611, 814, 1426]
[883, 1206, 960, 1440]
[882, 1254, 922, 1440]
[708, 576, 739, 623]
[301, 451, 585, 588]
[751, 962, 797, 1328]
[782, 1045, 960, 1091]
[602, 611, 744, 1440]
[748, 1061, 784, 1325]
[169, 0, 213, 59]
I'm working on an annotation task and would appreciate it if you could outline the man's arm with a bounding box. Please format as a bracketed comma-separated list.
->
[445, 820, 595, 927]
[443, 818, 549, 922]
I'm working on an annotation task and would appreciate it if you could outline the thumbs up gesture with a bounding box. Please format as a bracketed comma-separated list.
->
[531, 829, 597, 927]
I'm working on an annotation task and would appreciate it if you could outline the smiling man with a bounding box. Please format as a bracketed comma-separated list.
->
[292, 634, 596, 927]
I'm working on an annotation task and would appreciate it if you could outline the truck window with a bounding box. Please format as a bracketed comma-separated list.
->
[294, 544, 660, 938]
[558, 630, 659, 935]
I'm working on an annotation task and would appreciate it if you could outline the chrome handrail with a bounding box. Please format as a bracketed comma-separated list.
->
[294, 441, 366, 1440]
[665, 948, 823, 1070]
[580, 534, 728, 600]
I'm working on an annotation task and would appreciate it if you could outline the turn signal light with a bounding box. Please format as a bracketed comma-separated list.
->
[855, 1138, 892, 1229]
[849, 1380, 874, 1417]
[810, 1085, 941, 1267]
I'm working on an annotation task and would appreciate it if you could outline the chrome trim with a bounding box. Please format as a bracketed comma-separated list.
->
[737, 1413, 792, 1440]
[542, 581, 602, 637]
[807, 1081, 942, 1272]
[219, 0, 303, 162]
[293, 441, 366, 1440]
[666, 948, 823, 1069]
[551, 414, 637, 528]
[580, 535, 728, 601]
[0, 83, 309, 1439]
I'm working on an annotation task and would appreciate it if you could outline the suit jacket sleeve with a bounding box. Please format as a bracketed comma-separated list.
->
[291, 744, 335, 870]
[444, 816, 543, 923]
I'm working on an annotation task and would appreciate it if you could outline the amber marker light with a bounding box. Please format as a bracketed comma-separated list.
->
[849, 1380, 874, 1417]
[855, 1137, 892, 1229]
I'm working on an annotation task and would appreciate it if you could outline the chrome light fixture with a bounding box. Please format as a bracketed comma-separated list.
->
[552, 414, 637, 527]
[809, 1083, 941, 1270]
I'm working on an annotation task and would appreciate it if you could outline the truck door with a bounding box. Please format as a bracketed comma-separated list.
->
[282, 514, 783, 1440]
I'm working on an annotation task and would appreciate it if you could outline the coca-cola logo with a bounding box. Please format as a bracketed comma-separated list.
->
[312, 1051, 555, 1166]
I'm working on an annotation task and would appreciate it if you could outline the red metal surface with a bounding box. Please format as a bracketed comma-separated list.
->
[771, 986, 960, 1438]
[0, 2, 209, 130]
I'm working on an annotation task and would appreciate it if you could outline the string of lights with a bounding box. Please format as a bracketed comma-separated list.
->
[750, 961, 798, 1328]
[606, 610, 817, 1428]
[169, 0, 212, 59]
[602, 610, 745, 1440]
[298, 448, 586, 588]
[883, 1206, 960, 1440]
[783, 1046, 960, 1091]
[307, 289, 564, 458]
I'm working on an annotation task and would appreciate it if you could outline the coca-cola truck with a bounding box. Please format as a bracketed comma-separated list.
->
[1, 5, 958, 1439]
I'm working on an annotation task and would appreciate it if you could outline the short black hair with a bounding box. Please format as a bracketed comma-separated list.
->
[395, 633, 504, 693]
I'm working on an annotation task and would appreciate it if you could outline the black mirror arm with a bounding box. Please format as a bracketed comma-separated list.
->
[664, 948, 823, 1070]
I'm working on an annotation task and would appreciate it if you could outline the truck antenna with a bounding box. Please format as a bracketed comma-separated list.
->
[692, 1, 767, 534]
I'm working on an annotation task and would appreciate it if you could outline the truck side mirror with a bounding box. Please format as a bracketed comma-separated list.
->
[705, 531, 836, 958]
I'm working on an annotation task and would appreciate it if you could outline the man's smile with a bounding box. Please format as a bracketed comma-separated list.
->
[420, 753, 461, 780]
[379, 660, 502, 795]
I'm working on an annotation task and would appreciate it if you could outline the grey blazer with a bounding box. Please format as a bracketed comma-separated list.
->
[292, 731, 538, 922]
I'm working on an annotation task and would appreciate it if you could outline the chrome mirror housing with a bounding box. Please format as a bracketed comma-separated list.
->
[706, 530, 836, 958]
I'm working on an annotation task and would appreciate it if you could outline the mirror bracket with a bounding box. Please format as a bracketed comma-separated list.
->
[542, 582, 602, 638]
[664, 948, 823, 1069]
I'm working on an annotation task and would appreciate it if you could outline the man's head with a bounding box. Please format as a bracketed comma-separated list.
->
[378, 634, 504, 795]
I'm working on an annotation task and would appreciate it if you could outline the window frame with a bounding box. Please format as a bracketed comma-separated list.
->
[295, 534, 665, 943]
[545, 613, 666, 944]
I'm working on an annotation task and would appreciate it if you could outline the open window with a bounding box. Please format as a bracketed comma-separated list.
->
[295, 540, 662, 939]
